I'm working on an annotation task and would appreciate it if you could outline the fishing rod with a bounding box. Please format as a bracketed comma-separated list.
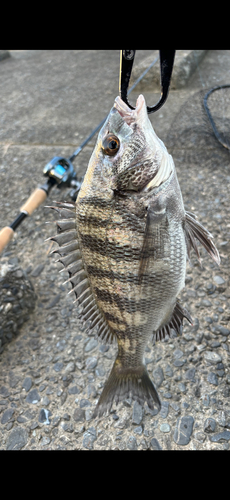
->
[0, 50, 175, 254]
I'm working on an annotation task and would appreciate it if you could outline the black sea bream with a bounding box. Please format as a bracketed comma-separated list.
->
[48, 94, 220, 417]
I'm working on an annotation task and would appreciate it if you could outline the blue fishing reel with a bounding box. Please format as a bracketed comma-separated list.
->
[43, 156, 77, 188]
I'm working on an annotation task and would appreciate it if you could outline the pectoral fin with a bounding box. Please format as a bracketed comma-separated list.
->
[139, 199, 167, 281]
[184, 211, 220, 265]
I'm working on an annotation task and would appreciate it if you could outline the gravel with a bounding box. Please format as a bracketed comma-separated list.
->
[0, 50, 230, 450]
[173, 416, 194, 445]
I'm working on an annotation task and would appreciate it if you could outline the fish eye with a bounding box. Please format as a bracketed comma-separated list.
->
[102, 134, 120, 156]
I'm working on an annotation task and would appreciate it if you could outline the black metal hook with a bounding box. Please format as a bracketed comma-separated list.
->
[119, 50, 176, 114]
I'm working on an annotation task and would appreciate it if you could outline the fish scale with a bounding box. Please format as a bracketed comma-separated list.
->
[48, 94, 220, 418]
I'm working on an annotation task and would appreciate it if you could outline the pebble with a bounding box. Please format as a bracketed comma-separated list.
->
[207, 372, 219, 386]
[68, 385, 80, 395]
[52, 416, 61, 427]
[80, 399, 91, 408]
[160, 401, 169, 419]
[170, 402, 180, 412]
[133, 426, 143, 435]
[213, 276, 225, 285]
[82, 427, 97, 449]
[6, 427, 28, 450]
[25, 388, 41, 404]
[182, 402, 190, 409]
[46, 294, 61, 309]
[42, 396, 50, 406]
[201, 394, 210, 406]
[61, 422, 74, 433]
[194, 431, 206, 443]
[132, 401, 143, 425]
[150, 438, 162, 450]
[127, 436, 138, 450]
[217, 411, 227, 427]
[173, 416, 194, 445]
[164, 364, 173, 377]
[184, 367, 196, 381]
[85, 338, 98, 352]
[87, 384, 97, 398]
[85, 357, 98, 370]
[73, 408, 85, 422]
[95, 366, 105, 377]
[40, 436, 51, 446]
[152, 366, 164, 387]
[65, 362, 75, 373]
[0, 386, 9, 397]
[54, 361, 64, 372]
[173, 359, 186, 367]
[178, 382, 186, 392]
[174, 349, 184, 359]
[30, 264, 45, 277]
[183, 333, 194, 341]
[160, 423, 171, 433]
[204, 418, 216, 433]
[210, 431, 230, 442]
[215, 325, 230, 336]
[163, 392, 172, 399]
[1, 408, 15, 424]
[203, 351, 222, 364]
[211, 341, 221, 348]
[22, 376, 32, 392]
[201, 299, 212, 307]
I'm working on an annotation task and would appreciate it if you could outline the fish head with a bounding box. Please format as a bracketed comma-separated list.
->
[78, 94, 172, 200]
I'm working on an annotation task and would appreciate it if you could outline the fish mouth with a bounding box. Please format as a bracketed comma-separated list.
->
[114, 94, 146, 125]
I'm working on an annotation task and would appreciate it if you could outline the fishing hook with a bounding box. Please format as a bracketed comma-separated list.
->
[119, 50, 176, 114]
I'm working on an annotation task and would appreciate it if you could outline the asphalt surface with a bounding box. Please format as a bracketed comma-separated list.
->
[0, 50, 230, 450]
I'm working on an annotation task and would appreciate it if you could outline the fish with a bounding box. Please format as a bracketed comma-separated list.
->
[47, 94, 220, 418]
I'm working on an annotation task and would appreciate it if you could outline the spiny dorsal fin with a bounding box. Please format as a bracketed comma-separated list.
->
[184, 211, 220, 265]
[153, 300, 193, 342]
[47, 201, 116, 344]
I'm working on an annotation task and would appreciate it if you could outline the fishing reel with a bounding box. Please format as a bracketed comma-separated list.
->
[42, 156, 81, 200]
[43, 156, 77, 188]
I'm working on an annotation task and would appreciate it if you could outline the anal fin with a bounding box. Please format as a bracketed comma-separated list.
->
[153, 300, 193, 342]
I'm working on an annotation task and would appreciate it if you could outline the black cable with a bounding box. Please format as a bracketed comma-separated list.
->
[203, 85, 230, 151]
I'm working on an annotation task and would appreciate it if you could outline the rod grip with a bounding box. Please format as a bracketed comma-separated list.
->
[20, 188, 47, 215]
[0, 226, 14, 254]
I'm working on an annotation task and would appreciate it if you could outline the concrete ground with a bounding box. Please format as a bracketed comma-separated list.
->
[0, 50, 230, 450]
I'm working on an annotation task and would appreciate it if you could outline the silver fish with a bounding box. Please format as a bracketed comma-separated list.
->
[48, 94, 220, 417]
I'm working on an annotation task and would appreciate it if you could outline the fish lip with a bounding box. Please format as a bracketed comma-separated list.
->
[114, 94, 145, 125]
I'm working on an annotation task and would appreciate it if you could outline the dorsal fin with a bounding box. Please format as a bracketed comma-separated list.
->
[47, 201, 116, 344]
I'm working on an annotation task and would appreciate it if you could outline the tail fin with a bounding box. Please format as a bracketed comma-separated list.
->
[93, 359, 161, 418]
